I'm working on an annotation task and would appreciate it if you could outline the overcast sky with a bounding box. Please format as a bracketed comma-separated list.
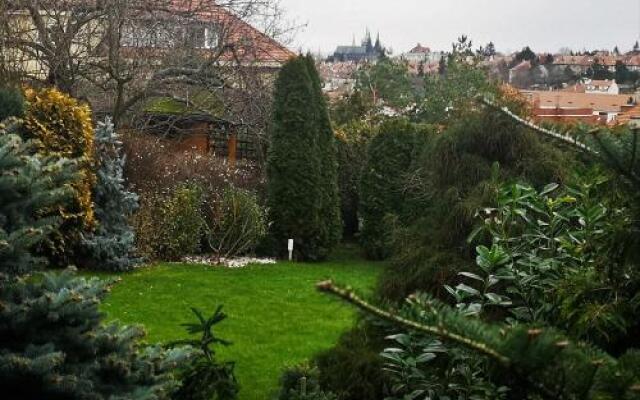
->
[280, 0, 640, 55]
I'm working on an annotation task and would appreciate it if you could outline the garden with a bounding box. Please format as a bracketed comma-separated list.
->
[1, 34, 640, 400]
[98, 247, 382, 399]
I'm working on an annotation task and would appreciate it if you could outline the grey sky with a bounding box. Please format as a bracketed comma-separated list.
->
[280, 0, 640, 55]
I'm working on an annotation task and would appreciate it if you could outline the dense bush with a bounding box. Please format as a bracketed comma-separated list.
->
[204, 186, 267, 262]
[378, 100, 574, 301]
[462, 179, 640, 351]
[0, 271, 193, 400]
[335, 121, 376, 237]
[313, 324, 390, 400]
[22, 87, 96, 265]
[322, 178, 640, 399]
[359, 118, 433, 259]
[81, 119, 140, 271]
[0, 86, 25, 121]
[133, 184, 205, 261]
[267, 56, 341, 261]
[122, 132, 263, 196]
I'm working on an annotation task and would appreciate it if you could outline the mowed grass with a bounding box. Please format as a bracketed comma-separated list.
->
[97, 246, 382, 400]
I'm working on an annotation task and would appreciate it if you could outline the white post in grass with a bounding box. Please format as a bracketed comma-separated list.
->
[288, 239, 294, 261]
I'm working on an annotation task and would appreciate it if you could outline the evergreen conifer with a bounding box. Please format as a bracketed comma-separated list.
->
[267, 57, 341, 260]
[0, 120, 193, 399]
[0, 120, 76, 277]
[304, 55, 342, 255]
[82, 118, 140, 271]
[359, 119, 431, 259]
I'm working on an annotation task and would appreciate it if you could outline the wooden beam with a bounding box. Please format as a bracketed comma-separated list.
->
[228, 133, 237, 167]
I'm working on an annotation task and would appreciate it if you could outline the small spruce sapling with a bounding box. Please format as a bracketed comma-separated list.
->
[170, 306, 239, 400]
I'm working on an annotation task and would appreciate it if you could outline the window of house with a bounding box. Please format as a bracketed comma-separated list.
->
[122, 20, 171, 48]
[185, 24, 206, 48]
[205, 25, 220, 49]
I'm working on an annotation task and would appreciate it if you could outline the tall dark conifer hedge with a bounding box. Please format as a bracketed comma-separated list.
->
[267, 56, 341, 261]
[304, 55, 342, 253]
[360, 119, 432, 260]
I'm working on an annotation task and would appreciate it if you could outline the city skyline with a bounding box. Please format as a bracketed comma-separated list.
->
[281, 0, 640, 55]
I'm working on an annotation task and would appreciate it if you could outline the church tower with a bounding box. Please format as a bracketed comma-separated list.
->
[374, 32, 383, 55]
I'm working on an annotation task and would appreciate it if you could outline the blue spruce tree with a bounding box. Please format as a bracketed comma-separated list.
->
[82, 118, 140, 271]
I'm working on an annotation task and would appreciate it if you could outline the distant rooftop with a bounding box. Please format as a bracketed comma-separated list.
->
[408, 43, 431, 54]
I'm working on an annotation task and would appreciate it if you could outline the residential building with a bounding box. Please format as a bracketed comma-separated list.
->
[522, 90, 639, 125]
[584, 79, 619, 95]
[401, 43, 443, 64]
[317, 61, 359, 99]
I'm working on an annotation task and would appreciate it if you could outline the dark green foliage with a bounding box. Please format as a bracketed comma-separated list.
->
[0, 122, 76, 277]
[359, 118, 433, 259]
[0, 271, 192, 400]
[330, 91, 373, 126]
[418, 44, 493, 124]
[0, 120, 192, 400]
[335, 121, 376, 237]
[615, 61, 640, 84]
[319, 283, 640, 400]
[278, 364, 337, 400]
[267, 57, 341, 261]
[379, 105, 574, 300]
[382, 333, 505, 399]
[304, 55, 343, 255]
[0, 86, 25, 121]
[313, 324, 390, 400]
[355, 58, 415, 110]
[170, 307, 238, 400]
[465, 179, 640, 351]
[514, 46, 537, 64]
[81, 118, 140, 271]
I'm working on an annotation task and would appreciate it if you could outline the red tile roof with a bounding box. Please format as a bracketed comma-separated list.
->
[526, 91, 634, 113]
[408, 43, 431, 54]
[166, 1, 294, 64]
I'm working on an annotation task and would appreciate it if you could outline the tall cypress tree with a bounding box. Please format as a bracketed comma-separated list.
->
[81, 118, 140, 271]
[267, 56, 340, 261]
[304, 55, 342, 256]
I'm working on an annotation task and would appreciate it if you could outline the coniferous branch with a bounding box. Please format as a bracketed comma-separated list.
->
[590, 131, 640, 188]
[479, 96, 640, 192]
[316, 281, 640, 399]
[478, 95, 598, 155]
[316, 280, 511, 365]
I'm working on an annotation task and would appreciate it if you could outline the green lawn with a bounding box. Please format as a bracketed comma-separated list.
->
[98, 246, 382, 399]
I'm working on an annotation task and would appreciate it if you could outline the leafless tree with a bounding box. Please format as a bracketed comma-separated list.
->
[0, 0, 294, 145]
